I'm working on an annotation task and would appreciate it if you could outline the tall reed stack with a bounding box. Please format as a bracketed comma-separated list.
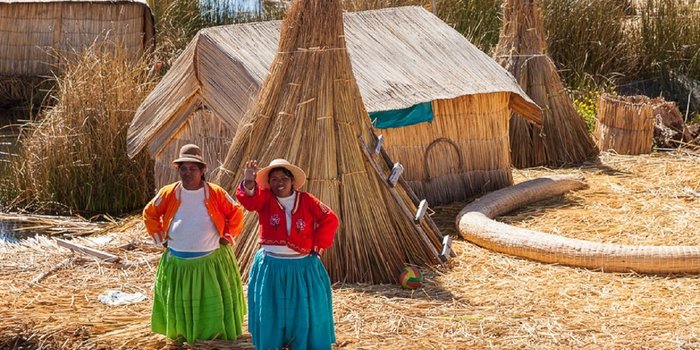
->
[494, 0, 598, 168]
[595, 94, 657, 155]
[217, 0, 445, 283]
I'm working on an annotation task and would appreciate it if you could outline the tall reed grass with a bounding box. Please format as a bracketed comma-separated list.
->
[636, 0, 700, 80]
[0, 42, 157, 215]
[541, 0, 635, 90]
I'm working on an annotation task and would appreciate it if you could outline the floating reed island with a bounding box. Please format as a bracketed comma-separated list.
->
[1, 150, 699, 349]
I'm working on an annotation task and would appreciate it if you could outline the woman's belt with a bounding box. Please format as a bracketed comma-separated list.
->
[263, 250, 307, 258]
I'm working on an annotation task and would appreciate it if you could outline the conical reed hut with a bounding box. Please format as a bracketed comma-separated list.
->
[493, 0, 598, 168]
[215, 0, 446, 284]
[127, 6, 541, 205]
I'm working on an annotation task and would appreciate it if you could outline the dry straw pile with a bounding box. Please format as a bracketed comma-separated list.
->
[494, 0, 599, 168]
[3, 42, 156, 214]
[215, 0, 444, 283]
[1, 150, 699, 349]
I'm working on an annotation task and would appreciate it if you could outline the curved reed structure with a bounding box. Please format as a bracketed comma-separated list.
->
[456, 175, 700, 274]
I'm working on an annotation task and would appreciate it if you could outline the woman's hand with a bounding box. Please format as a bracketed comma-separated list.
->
[243, 160, 258, 189]
[244, 160, 258, 181]
[313, 246, 325, 255]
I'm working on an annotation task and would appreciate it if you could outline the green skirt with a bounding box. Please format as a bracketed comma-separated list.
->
[151, 245, 246, 343]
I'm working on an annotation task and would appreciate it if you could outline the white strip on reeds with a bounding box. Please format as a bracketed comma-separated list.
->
[494, 0, 599, 168]
[215, 0, 445, 284]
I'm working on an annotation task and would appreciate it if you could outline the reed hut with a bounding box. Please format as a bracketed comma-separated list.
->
[494, 0, 598, 168]
[0, 0, 155, 104]
[215, 0, 448, 284]
[127, 6, 542, 205]
[595, 94, 659, 155]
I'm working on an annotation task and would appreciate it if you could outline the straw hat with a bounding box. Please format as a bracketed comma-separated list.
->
[172, 144, 206, 166]
[256, 159, 306, 190]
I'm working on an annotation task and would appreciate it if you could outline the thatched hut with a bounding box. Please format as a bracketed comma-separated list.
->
[494, 0, 598, 168]
[127, 6, 541, 205]
[0, 0, 155, 103]
[217, 0, 446, 284]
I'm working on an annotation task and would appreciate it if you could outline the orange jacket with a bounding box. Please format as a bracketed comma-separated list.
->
[143, 182, 244, 244]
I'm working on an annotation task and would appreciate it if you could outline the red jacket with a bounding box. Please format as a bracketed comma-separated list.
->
[236, 181, 338, 254]
[143, 182, 244, 244]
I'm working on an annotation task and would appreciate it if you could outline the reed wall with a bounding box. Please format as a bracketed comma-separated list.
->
[0, 1, 154, 77]
[378, 92, 513, 205]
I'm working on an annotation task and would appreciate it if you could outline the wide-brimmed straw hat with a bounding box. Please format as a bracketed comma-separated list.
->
[172, 144, 207, 166]
[256, 158, 306, 190]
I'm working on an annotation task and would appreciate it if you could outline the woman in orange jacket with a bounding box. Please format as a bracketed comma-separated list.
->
[237, 158, 339, 350]
[143, 144, 246, 344]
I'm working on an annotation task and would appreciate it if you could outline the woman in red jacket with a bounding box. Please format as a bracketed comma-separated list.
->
[143, 144, 246, 344]
[237, 158, 339, 350]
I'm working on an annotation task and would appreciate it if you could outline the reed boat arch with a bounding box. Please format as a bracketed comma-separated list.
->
[457, 175, 700, 274]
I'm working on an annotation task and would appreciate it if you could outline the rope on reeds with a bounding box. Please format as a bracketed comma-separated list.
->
[493, 0, 599, 168]
[456, 175, 700, 274]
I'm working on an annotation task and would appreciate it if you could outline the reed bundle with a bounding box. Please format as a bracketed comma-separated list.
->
[494, 0, 599, 168]
[4, 42, 156, 214]
[216, 0, 445, 284]
[379, 93, 514, 205]
[2, 150, 700, 349]
[0, 213, 111, 238]
[595, 94, 658, 155]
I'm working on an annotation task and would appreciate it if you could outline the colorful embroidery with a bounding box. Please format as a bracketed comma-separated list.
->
[270, 214, 281, 227]
[296, 218, 307, 232]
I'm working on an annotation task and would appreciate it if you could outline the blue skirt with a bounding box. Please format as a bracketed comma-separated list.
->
[248, 249, 335, 350]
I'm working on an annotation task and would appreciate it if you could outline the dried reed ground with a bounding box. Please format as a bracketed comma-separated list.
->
[1, 150, 699, 349]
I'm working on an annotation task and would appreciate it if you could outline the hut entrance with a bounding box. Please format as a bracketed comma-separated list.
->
[424, 137, 463, 181]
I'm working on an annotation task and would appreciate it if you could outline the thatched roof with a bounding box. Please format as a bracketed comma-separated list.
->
[494, 0, 598, 167]
[127, 5, 541, 158]
[0, 0, 154, 77]
[215, 0, 447, 284]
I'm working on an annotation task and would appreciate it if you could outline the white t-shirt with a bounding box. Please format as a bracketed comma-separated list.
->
[167, 187, 220, 252]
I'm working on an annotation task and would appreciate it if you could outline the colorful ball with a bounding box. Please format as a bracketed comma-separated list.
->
[399, 266, 423, 289]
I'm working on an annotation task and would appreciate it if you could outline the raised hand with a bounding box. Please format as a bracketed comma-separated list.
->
[243, 160, 259, 190]
[244, 160, 258, 181]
